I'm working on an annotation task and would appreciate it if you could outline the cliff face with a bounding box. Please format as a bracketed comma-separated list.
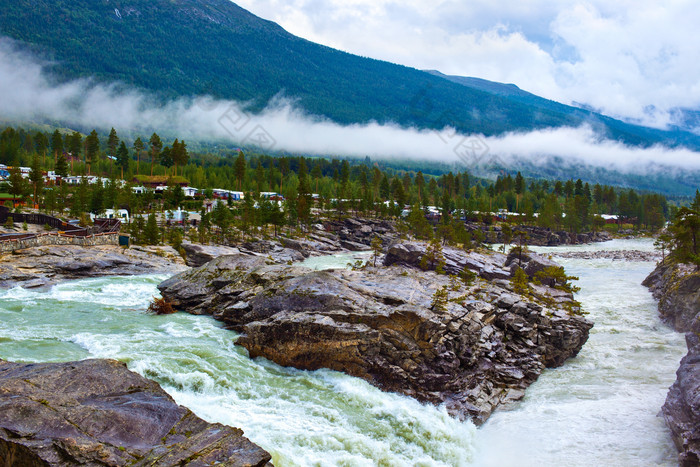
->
[158, 243, 591, 425]
[0, 359, 271, 466]
[662, 334, 700, 467]
[644, 260, 700, 466]
[643, 260, 700, 332]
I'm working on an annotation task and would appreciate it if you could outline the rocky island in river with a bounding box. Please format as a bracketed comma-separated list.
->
[159, 241, 592, 425]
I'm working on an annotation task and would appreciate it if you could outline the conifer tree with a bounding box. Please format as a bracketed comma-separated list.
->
[133, 137, 145, 175]
[28, 152, 43, 206]
[149, 133, 162, 176]
[85, 130, 100, 175]
[107, 127, 119, 168]
[50, 130, 63, 163]
[116, 141, 129, 179]
[234, 151, 246, 190]
[144, 213, 160, 245]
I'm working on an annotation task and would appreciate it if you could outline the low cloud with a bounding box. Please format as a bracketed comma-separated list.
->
[1, 37, 700, 178]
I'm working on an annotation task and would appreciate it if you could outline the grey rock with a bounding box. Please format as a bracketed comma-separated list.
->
[643, 260, 700, 332]
[181, 242, 241, 267]
[159, 248, 591, 425]
[0, 245, 188, 289]
[0, 359, 271, 466]
[663, 334, 700, 467]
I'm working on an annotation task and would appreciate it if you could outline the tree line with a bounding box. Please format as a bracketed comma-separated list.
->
[0, 124, 677, 241]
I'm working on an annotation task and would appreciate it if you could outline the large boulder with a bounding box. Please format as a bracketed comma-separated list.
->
[505, 249, 563, 285]
[384, 242, 511, 280]
[0, 359, 271, 466]
[181, 242, 242, 267]
[159, 251, 591, 425]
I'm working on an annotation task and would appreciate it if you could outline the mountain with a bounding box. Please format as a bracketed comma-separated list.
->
[425, 70, 700, 149]
[1, 0, 699, 152]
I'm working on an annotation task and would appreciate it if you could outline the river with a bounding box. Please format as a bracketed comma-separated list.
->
[0, 239, 686, 466]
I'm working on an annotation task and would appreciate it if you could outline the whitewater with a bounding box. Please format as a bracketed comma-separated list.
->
[0, 239, 685, 466]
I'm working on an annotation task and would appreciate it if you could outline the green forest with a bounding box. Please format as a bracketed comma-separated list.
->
[0, 124, 673, 249]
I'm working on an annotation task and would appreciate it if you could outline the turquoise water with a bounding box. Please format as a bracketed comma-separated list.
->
[0, 239, 686, 466]
[0, 275, 475, 466]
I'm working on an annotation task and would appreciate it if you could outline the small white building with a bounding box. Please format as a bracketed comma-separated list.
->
[183, 186, 198, 197]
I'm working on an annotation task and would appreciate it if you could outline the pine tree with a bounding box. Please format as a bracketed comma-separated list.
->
[133, 137, 145, 175]
[370, 235, 383, 267]
[234, 151, 246, 190]
[420, 238, 446, 273]
[430, 286, 449, 312]
[35, 132, 48, 166]
[297, 157, 312, 225]
[50, 130, 63, 162]
[116, 141, 129, 179]
[28, 152, 43, 207]
[55, 153, 69, 178]
[149, 133, 162, 176]
[107, 127, 119, 169]
[85, 130, 100, 175]
[7, 168, 26, 204]
[144, 213, 160, 245]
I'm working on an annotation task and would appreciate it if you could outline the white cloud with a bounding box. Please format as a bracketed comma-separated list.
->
[234, 0, 700, 128]
[1, 37, 700, 177]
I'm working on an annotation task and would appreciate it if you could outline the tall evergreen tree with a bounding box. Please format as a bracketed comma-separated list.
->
[107, 127, 119, 169]
[28, 152, 43, 206]
[85, 130, 100, 175]
[116, 141, 129, 179]
[55, 153, 69, 178]
[133, 137, 145, 175]
[149, 133, 162, 176]
[234, 151, 246, 190]
[50, 130, 63, 163]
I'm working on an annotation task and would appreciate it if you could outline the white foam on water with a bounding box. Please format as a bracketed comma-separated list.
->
[0, 242, 687, 465]
[473, 239, 685, 467]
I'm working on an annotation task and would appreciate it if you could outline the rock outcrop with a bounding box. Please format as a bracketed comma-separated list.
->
[159, 243, 591, 425]
[0, 245, 188, 289]
[643, 259, 700, 332]
[644, 259, 700, 465]
[663, 334, 700, 467]
[181, 242, 242, 267]
[0, 359, 271, 466]
[467, 224, 612, 246]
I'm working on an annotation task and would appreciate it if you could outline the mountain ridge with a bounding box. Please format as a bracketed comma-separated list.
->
[1, 0, 699, 152]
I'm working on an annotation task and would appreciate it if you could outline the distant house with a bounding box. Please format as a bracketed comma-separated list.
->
[94, 209, 129, 223]
[260, 192, 285, 201]
[211, 189, 244, 201]
[183, 187, 198, 197]
[132, 186, 147, 194]
[598, 214, 620, 224]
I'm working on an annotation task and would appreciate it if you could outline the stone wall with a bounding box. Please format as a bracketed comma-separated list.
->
[0, 232, 119, 253]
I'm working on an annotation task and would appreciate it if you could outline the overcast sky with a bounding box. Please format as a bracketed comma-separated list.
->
[234, 0, 700, 129]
